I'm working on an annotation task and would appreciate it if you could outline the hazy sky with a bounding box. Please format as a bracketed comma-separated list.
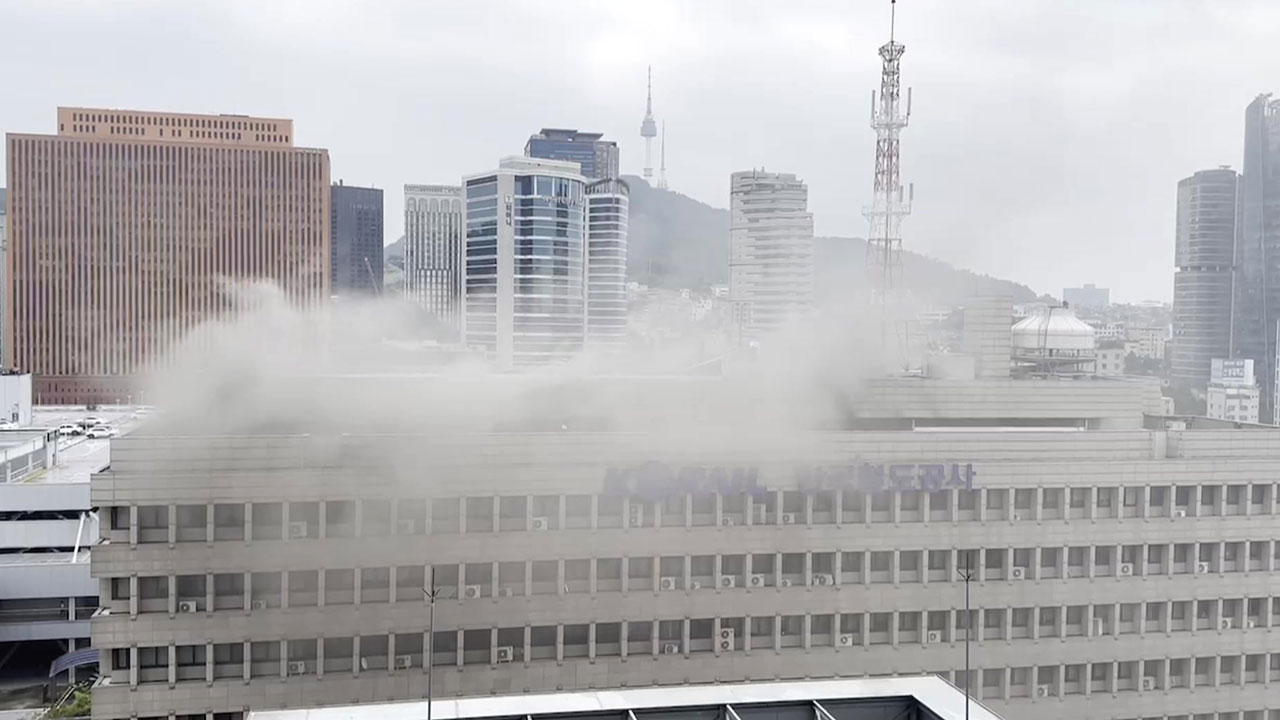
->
[2, 0, 1278, 302]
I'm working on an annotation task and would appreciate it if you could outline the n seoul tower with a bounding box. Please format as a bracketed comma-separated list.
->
[640, 66, 658, 180]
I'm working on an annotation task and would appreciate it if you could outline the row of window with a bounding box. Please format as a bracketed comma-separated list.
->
[70, 111, 284, 134]
[105, 482, 1280, 542]
[106, 628, 1280, 700]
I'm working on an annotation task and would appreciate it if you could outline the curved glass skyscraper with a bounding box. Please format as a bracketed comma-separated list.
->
[585, 178, 629, 348]
[464, 158, 586, 368]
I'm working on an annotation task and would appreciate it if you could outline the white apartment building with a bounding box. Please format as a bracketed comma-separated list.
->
[403, 185, 464, 335]
[1208, 358, 1261, 424]
[728, 170, 814, 341]
[463, 158, 587, 369]
[1096, 344, 1126, 376]
[88, 355, 1280, 720]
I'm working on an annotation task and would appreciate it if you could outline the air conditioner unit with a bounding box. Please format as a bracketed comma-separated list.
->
[628, 506, 643, 527]
[288, 521, 308, 538]
[1173, 509, 1187, 518]
[500, 587, 515, 597]
[781, 513, 796, 525]
[780, 578, 793, 588]
[1092, 618, 1105, 635]
[287, 661, 308, 675]
[397, 518, 416, 534]
[659, 576, 678, 591]
[721, 516, 736, 527]
[1119, 563, 1134, 576]
[1141, 677, 1156, 691]
[926, 631, 941, 643]
[359, 657, 369, 670]
[394, 655, 412, 669]
[1036, 685, 1051, 698]
[531, 516, 549, 531]
[719, 575, 736, 589]
[177, 601, 199, 613]
[1196, 562, 1211, 574]
[719, 628, 735, 641]
[838, 634, 855, 647]
[1247, 619, 1257, 628]
[690, 580, 703, 590]
[1011, 512, 1022, 521]
[251, 600, 267, 610]
[813, 573, 834, 586]
[1220, 618, 1233, 630]
[749, 574, 765, 587]
[464, 584, 482, 599]
[1010, 567, 1026, 580]
[496, 646, 514, 663]
[662, 642, 681, 655]
[719, 638, 733, 651]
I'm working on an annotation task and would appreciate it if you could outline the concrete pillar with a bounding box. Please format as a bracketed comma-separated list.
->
[167, 504, 177, 547]
[773, 614, 782, 653]
[621, 557, 629, 594]
[588, 623, 597, 661]
[559, 494, 568, 531]
[620, 620, 629, 659]
[523, 627, 532, 667]
[803, 614, 812, 650]
[590, 494, 599, 530]
[206, 641, 214, 684]
[352, 636, 361, 677]
[205, 504, 214, 546]
[205, 573, 214, 614]
[455, 629, 464, 667]
[244, 502, 253, 544]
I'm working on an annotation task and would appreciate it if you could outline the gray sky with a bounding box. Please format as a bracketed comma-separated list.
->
[2, 0, 1277, 303]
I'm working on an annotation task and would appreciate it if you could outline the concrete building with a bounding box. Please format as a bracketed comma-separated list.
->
[329, 182, 384, 297]
[585, 178, 630, 348]
[87, 307, 1280, 720]
[463, 158, 587, 368]
[250, 677, 1005, 720]
[1126, 326, 1167, 361]
[728, 170, 815, 341]
[524, 128, 620, 181]
[1172, 168, 1237, 384]
[0, 430, 101, 687]
[404, 185, 464, 335]
[1232, 95, 1280, 422]
[4, 108, 330, 404]
[1207, 358, 1260, 424]
[1095, 343, 1125, 376]
[1062, 283, 1110, 309]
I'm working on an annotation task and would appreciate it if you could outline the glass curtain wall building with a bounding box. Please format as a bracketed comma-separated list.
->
[524, 128, 619, 181]
[404, 184, 464, 335]
[464, 158, 587, 369]
[585, 178, 629, 348]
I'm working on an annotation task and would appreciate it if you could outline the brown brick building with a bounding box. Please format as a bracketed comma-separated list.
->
[4, 108, 330, 403]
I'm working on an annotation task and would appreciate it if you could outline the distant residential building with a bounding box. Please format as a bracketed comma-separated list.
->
[463, 157, 587, 368]
[1125, 326, 1166, 360]
[330, 182, 384, 296]
[1062, 283, 1109, 309]
[524, 128, 620, 180]
[1172, 167, 1237, 384]
[585, 178, 630, 347]
[1232, 95, 1280, 422]
[728, 170, 815, 341]
[1095, 343, 1125, 376]
[5, 107, 329, 403]
[404, 185, 464, 333]
[1207, 358, 1260, 423]
[1089, 322, 1126, 342]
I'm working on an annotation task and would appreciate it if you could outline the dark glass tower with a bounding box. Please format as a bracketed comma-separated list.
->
[524, 128, 619, 180]
[330, 182, 384, 296]
[1172, 168, 1237, 384]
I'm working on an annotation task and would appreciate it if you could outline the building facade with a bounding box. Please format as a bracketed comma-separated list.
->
[585, 178, 630, 348]
[329, 182, 383, 297]
[1062, 284, 1110, 310]
[1232, 96, 1280, 422]
[1172, 168, 1237, 384]
[404, 185, 464, 335]
[729, 170, 814, 341]
[463, 158, 587, 368]
[86, 371, 1280, 720]
[524, 129, 619, 181]
[4, 108, 330, 403]
[1207, 358, 1261, 424]
[0, 187, 6, 367]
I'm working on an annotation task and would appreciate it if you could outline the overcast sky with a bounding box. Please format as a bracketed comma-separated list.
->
[2, 0, 1277, 302]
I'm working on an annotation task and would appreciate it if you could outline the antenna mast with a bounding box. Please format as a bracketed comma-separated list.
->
[640, 66, 658, 180]
[862, 0, 913, 349]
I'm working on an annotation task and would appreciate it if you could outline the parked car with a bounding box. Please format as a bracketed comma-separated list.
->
[58, 424, 83, 436]
[0, 420, 17, 430]
[79, 416, 106, 428]
[86, 425, 118, 439]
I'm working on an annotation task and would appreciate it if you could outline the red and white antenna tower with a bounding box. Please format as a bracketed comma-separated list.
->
[863, 0, 914, 346]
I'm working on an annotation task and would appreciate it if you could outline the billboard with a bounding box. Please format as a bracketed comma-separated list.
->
[1210, 358, 1254, 387]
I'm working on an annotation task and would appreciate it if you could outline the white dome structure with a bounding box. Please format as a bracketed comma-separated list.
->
[1010, 305, 1097, 376]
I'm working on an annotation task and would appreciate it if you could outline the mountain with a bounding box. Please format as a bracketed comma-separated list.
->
[623, 175, 1037, 305]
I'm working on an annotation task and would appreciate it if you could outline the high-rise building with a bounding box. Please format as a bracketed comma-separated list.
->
[404, 185, 464, 334]
[329, 182, 384, 297]
[4, 107, 330, 403]
[1062, 284, 1110, 310]
[524, 128, 620, 181]
[585, 178, 630, 347]
[728, 170, 815, 340]
[0, 187, 6, 367]
[463, 158, 587, 368]
[1231, 95, 1280, 422]
[1171, 168, 1237, 384]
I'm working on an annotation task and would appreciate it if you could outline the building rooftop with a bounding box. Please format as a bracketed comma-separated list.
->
[248, 676, 1001, 720]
